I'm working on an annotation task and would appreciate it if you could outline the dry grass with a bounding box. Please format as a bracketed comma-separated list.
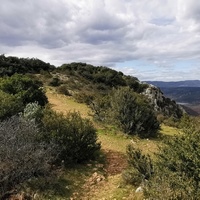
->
[44, 87, 181, 200]
[46, 87, 91, 119]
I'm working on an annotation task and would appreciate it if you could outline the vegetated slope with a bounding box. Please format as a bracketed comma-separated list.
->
[0, 54, 55, 76]
[55, 62, 184, 118]
[0, 55, 183, 119]
[45, 87, 164, 200]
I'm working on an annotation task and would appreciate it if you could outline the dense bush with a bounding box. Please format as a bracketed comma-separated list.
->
[109, 87, 160, 137]
[89, 95, 110, 121]
[49, 77, 62, 87]
[41, 109, 101, 164]
[122, 145, 153, 186]
[0, 90, 23, 120]
[144, 119, 200, 199]
[0, 74, 48, 120]
[0, 116, 53, 197]
[57, 85, 71, 96]
[0, 74, 48, 106]
[0, 54, 55, 76]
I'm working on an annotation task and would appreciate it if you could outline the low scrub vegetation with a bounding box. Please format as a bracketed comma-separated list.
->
[122, 115, 200, 199]
[0, 74, 48, 120]
[0, 115, 53, 197]
[41, 109, 101, 164]
[90, 87, 160, 138]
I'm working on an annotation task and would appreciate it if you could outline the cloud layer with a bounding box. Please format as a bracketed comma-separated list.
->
[0, 0, 200, 80]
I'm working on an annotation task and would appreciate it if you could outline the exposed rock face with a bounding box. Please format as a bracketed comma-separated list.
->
[143, 84, 184, 118]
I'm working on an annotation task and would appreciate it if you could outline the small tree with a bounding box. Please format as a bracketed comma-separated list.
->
[109, 87, 160, 137]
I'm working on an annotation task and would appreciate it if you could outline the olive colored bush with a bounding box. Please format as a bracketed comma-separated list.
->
[57, 85, 71, 96]
[0, 90, 23, 120]
[0, 74, 48, 106]
[0, 74, 48, 120]
[144, 119, 200, 199]
[122, 168, 144, 186]
[0, 116, 53, 197]
[122, 145, 153, 186]
[41, 109, 101, 164]
[108, 87, 160, 137]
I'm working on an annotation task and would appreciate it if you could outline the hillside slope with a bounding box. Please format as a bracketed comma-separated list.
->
[0, 55, 184, 118]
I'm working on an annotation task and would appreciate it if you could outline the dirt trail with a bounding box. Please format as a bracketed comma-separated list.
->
[71, 150, 128, 200]
[46, 91, 129, 200]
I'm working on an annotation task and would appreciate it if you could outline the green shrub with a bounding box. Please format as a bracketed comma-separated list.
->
[57, 85, 71, 96]
[144, 168, 200, 200]
[145, 121, 200, 199]
[49, 77, 61, 86]
[0, 74, 48, 106]
[89, 95, 110, 121]
[0, 90, 23, 120]
[109, 87, 160, 137]
[74, 91, 94, 104]
[126, 145, 154, 180]
[122, 168, 143, 186]
[0, 116, 53, 197]
[41, 109, 101, 164]
[123, 145, 153, 187]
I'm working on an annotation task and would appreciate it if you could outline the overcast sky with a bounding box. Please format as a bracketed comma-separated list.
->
[1, 0, 200, 81]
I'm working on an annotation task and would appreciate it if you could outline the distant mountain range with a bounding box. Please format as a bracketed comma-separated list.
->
[146, 80, 200, 88]
[145, 80, 200, 104]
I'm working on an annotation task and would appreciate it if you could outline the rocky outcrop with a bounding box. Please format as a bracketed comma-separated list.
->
[142, 84, 184, 118]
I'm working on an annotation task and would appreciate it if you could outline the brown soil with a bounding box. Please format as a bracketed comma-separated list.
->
[70, 149, 128, 200]
[104, 149, 128, 176]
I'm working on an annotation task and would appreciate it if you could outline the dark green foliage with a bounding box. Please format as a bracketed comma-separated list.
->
[41, 109, 101, 164]
[73, 91, 94, 104]
[145, 120, 200, 199]
[49, 77, 62, 87]
[0, 90, 23, 120]
[0, 116, 53, 196]
[0, 74, 48, 106]
[0, 54, 55, 76]
[158, 132, 200, 184]
[89, 95, 110, 121]
[124, 75, 148, 92]
[122, 168, 143, 186]
[58, 62, 144, 91]
[109, 87, 160, 137]
[126, 145, 154, 180]
[123, 145, 153, 187]
[0, 74, 47, 120]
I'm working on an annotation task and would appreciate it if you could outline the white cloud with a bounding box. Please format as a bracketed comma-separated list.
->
[0, 0, 200, 80]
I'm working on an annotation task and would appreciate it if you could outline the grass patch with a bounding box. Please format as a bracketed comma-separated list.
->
[160, 124, 180, 136]
[46, 87, 91, 119]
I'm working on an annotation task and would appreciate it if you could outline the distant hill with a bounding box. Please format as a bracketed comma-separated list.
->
[146, 80, 200, 104]
[146, 80, 200, 88]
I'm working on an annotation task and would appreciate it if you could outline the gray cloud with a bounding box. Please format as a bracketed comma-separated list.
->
[0, 0, 200, 80]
